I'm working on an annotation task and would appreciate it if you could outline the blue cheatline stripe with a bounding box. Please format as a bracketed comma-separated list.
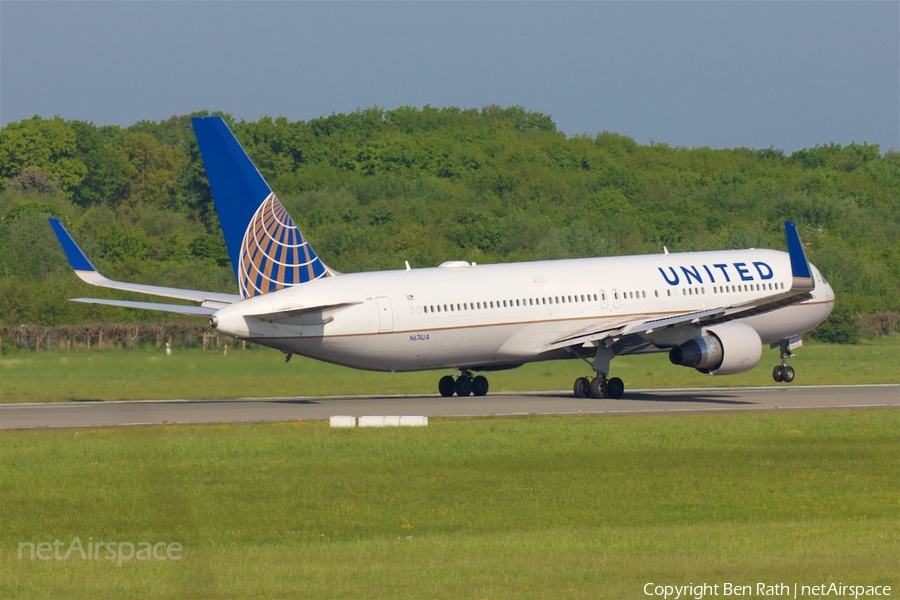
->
[784, 221, 812, 280]
[48, 218, 96, 272]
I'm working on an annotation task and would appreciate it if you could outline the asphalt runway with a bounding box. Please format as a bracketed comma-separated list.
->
[1, 384, 897, 430]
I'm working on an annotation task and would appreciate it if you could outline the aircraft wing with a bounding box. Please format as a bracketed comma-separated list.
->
[68, 298, 219, 317]
[49, 218, 240, 314]
[543, 308, 723, 352]
[543, 222, 816, 352]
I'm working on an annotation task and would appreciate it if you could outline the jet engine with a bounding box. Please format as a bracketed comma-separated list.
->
[668, 323, 762, 375]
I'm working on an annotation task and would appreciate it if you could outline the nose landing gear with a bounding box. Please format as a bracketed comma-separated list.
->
[772, 339, 797, 383]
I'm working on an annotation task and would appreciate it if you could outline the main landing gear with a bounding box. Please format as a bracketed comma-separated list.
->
[573, 375, 625, 399]
[571, 345, 625, 399]
[439, 371, 489, 397]
[772, 340, 796, 383]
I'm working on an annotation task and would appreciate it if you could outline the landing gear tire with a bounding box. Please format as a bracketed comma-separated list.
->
[781, 366, 795, 383]
[574, 377, 590, 398]
[589, 377, 606, 399]
[773, 365, 795, 383]
[773, 366, 784, 382]
[472, 375, 489, 397]
[775, 340, 798, 384]
[439, 375, 456, 397]
[439, 373, 489, 397]
[606, 377, 625, 399]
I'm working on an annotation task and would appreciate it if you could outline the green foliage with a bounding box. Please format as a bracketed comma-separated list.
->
[1, 411, 896, 598]
[3, 336, 898, 402]
[809, 303, 862, 344]
[0, 116, 87, 196]
[1, 106, 899, 328]
[6, 166, 61, 195]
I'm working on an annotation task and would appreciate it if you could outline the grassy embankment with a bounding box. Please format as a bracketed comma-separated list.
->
[0, 337, 897, 403]
[1, 409, 897, 599]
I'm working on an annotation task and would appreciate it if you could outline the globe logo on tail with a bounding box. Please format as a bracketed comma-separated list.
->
[238, 193, 331, 298]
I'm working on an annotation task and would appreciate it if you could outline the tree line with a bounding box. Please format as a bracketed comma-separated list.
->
[0, 322, 246, 353]
[1, 105, 898, 343]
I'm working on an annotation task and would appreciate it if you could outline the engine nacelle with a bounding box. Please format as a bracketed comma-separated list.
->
[668, 323, 762, 375]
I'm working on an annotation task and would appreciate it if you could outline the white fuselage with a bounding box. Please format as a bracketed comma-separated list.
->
[211, 248, 835, 372]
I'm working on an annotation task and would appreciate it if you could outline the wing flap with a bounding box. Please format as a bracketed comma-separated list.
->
[71, 298, 218, 316]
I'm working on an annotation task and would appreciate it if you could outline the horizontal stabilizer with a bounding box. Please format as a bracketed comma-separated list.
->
[245, 301, 363, 323]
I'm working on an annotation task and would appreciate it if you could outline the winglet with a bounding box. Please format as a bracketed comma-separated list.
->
[784, 221, 813, 290]
[49, 218, 96, 273]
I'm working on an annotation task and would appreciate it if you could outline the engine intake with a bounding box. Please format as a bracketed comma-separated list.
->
[669, 323, 762, 375]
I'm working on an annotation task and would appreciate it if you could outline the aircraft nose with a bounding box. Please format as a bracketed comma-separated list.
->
[817, 270, 835, 302]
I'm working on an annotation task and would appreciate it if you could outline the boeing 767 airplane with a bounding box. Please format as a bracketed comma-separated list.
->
[49, 116, 835, 399]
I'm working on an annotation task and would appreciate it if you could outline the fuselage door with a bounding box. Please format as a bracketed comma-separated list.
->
[376, 296, 394, 332]
[612, 288, 621, 309]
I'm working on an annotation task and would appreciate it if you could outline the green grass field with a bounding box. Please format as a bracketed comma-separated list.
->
[1, 337, 898, 403]
[1, 410, 897, 599]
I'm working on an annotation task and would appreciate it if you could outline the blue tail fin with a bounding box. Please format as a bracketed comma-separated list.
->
[191, 116, 334, 299]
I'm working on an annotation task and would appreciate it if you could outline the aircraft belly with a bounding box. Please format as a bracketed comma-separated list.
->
[424, 324, 516, 367]
[495, 320, 562, 362]
[258, 321, 552, 372]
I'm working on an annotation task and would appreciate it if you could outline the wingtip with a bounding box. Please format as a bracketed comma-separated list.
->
[784, 220, 813, 286]
[48, 217, 97, 273]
